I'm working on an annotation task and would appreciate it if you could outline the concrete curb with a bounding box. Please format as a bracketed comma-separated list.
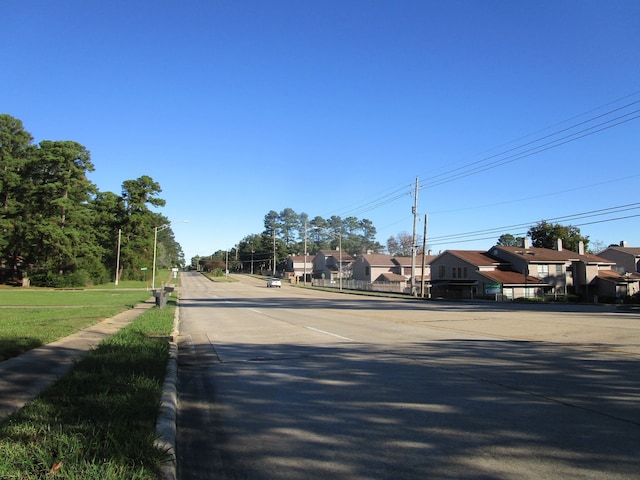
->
[155, 301, 180, 480]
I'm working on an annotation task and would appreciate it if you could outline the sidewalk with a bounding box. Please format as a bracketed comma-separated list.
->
[0, 299, 156, 420]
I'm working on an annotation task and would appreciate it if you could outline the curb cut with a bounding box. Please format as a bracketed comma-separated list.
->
[155, 301, 180, 480]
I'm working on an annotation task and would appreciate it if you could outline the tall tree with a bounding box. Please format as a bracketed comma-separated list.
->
[119, 176, 166, 280]
[359, 218, 382, 254]
[0, 114, 35, 277]
[279, 207, 300, 250]
[89, 191, 125, 281]
[497, 233, 524, 247]
[308, 215, 330, 252]
[387, 232, 416, 256]
[25, 140, 99, 282]
[528, 221, 589, 252]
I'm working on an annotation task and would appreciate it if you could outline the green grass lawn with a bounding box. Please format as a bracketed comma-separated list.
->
[0, 300, 175, 479]
[0, 290, 152, 361]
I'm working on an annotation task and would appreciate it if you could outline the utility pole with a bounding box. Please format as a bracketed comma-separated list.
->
[272, 226, 276, 277]
[303, 220, 308, 285]
[115, 228, 121, 286]
[411, 177, 419, 297]
[421, 214, 428, 298]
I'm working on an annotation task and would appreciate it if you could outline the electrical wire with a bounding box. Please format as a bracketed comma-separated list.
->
[326, 92, 640, 220]
[427, 203, 640, 247]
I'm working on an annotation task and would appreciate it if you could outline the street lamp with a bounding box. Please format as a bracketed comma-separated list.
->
[152, 224, 171, 290]
[337, 231, 343, 292]
[152, 220, 188, 290]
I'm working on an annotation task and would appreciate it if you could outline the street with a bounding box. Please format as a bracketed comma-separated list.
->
[176, 271, 640, 479]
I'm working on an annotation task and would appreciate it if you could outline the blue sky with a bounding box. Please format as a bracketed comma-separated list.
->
[2, 0, 639, 260]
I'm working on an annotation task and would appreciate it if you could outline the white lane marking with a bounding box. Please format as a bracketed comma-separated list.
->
[305, 326, 353, 342]
[249, 308, 263, 314]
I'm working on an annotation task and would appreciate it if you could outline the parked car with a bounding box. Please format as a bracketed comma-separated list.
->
[267, 278, 282, 288]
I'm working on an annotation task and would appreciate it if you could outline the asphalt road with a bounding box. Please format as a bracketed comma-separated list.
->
[176, 271, 640, 480]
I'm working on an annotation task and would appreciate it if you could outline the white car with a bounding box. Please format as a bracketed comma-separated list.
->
[267, 278, 282, 288]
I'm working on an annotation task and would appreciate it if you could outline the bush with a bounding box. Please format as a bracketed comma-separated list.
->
[29, 270, 91, 288]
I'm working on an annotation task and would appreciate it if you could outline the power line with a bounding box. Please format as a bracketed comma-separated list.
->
[421, 109, 640, 189]
[419, 91, 640, 179]
[429, 173, 640, 215]
[428, 214, 640, 248]
[427, 203, 640, 246]
[325, 91, 640, 221]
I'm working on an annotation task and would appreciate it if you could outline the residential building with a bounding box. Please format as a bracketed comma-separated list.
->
[351, 254, 396, 282]
[490, 239, 615, 301]
[429, 250, 543, 300]
[284, 255, 314, 282]
[312, 249, 353, 281]
[596, 241, 640, 301]
[597, 241, 640, 274]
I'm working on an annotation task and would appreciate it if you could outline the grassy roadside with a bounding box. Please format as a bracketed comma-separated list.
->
[0, 297, 176, 479]
[0, 290, 153, 362]
[201, 271, 239, 282]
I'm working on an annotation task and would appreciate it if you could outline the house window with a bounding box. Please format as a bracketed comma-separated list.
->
[555, 264, 563, 275]
[452, 267, 465, 279]
[365, 266, 370, 276]
[439, 265, 445, 278]
[538, 264, 549, 279]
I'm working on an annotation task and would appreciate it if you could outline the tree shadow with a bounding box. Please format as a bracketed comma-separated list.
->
[177, 338, 640, 479]
[0, 336, 44, 361]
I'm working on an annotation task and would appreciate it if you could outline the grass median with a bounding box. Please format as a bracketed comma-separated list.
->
[0, 295, 176, 479]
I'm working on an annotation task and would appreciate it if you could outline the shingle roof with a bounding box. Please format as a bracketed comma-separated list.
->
[603, 246, 640, 256]
[359, 254, 395, 266]
[318, 250, 354, 261]
[598, 269, 640, 282]
[444, 250, 505, 266]
[479, 270, 543, 286]
[492, 246, 613, 264]
[393, 255, 437, 266]
[288, 255, 314, 262]
[375, 273, 408, 282]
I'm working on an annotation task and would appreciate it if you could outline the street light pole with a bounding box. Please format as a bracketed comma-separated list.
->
[115, 228, 121, 286]
[152, 225, 166, 290]
[152, 220, 188, 290]
[303, 220, 308, 286]
[338, 231, 343, 292]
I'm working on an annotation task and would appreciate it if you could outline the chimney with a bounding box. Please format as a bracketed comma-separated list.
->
[555, 238, 563, 251]
[523, 238, 531, 249]
[427, 249, 433, 256]
[578, 241, 585, 255]
[620, 240, 628, 248]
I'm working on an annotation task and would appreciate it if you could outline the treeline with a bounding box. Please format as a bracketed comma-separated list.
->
[198, 208, 383, 273]
[0, 114, 183, 287]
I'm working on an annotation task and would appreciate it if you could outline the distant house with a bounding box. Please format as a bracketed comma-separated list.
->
[393, 254, 436, 282]
[351, 254, 396, 282]
[597, 241, 640, 274]
[596, 241, 640, 301]
[350, 253, 436, 292]
[429, 250, 542, 300]
[596, 269, 640, 301]
[490, 239, 615, 301]
[284, 255, 314, 282]
[312, 249, 353, 281]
